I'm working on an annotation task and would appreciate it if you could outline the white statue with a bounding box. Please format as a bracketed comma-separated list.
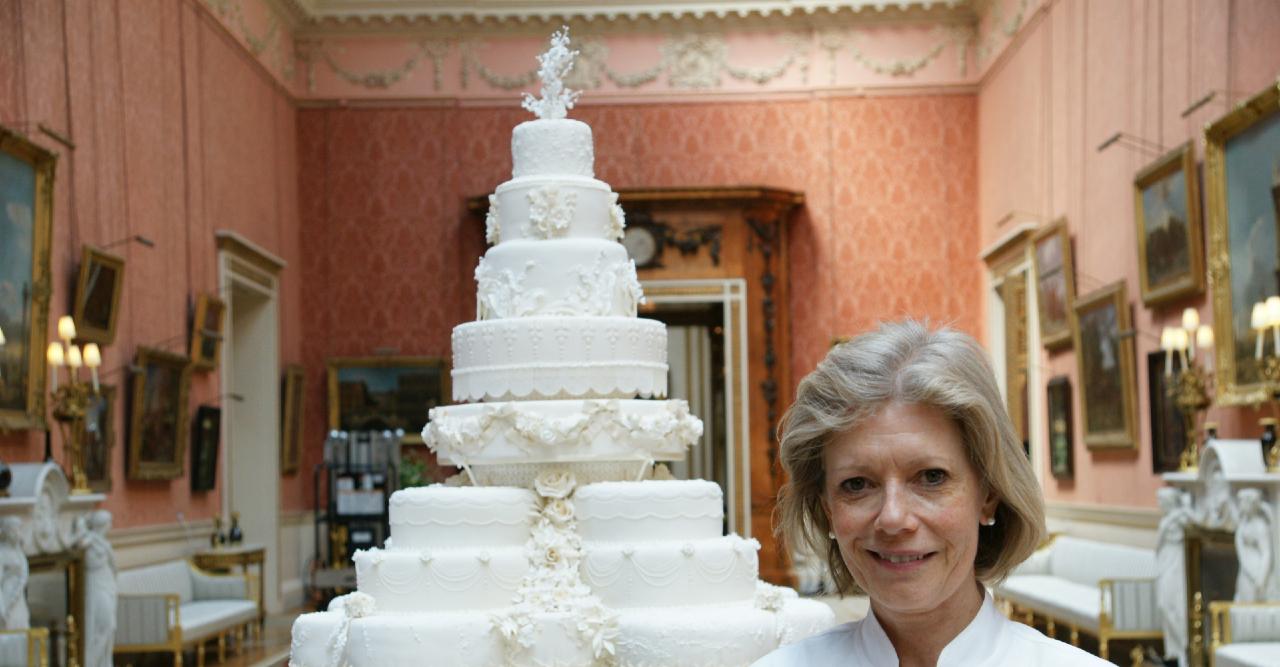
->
[521, 27, 581, 120]
[0, 516, 30, 631]
[76, 510, 116, 667]
[1234, 488, 1273, 603]
[1156, 488, 1193, 667]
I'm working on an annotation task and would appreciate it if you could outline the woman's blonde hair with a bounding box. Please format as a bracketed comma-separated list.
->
[776, 319, 1045, 594]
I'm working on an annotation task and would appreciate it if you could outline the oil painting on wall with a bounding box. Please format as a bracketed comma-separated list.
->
[0, 126, 54, 431]
[1073, 282, 1136, 449]
[1134, 142, 1203, 307]
[1208, 84, 1280, 404]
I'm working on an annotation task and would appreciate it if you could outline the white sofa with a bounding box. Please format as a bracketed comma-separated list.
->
[1210, 601, 1280, 667]
[114, 560, 257, 666]
[993, 535, 1162, 660]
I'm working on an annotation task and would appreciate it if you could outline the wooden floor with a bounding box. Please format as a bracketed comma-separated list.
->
[117, 610, 296, 667]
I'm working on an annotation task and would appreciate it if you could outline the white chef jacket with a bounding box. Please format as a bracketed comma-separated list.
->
[753, 592, 1112, 666]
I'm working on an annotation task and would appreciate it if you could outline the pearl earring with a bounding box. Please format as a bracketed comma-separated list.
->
[828, 531, 837, 540]
[981, 516, 996, 526]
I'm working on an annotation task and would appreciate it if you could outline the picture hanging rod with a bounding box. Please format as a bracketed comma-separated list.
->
[1180, 89, 1253, 118]
[1097, 131, 1166, 155]
[101, 234, 155, 250]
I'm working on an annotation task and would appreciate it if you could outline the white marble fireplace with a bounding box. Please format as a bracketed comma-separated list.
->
[0, 463, 116, 667]
[1160, 439, 1280, 667]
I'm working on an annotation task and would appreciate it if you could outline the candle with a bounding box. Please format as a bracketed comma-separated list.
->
[46, 342, 64, 391]
[57, 315, 76, 342]
[66, 345, 82, 369]
[1254, 302, 1267, 359]
[1197, 325, 1215, 373]
[1177, 329, 1190, 370]
[83, 343, 101, 393]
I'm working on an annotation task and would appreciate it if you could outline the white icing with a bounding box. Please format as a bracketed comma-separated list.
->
[485, 194, 501, 245]
[475, 240, 642, 319]
[494, 176, 621, 242]
[581, 535, 760, 608]
[388, 486, 537, 549]
[451, 317, 668, 402]
[424, 399, 702, 466]
[354, 546, 527, 612]
[512, 119, 594, 178]
[575, 480, 723, 542]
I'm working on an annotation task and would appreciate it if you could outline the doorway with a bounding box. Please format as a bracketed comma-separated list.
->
[641, 279, 750, 537]
[219, 238, 283, 614]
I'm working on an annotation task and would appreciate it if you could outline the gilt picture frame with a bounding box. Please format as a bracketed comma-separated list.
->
[1072, 281, 1137, 449]
[327, 356, 448, 444]
[72, 245, 125, 346]
[1207, 83, 1280, 405]
[1134, 141, 1204, 307]
[1030, 219, 1077, 350]
[0, 125, 55, 431]
[190, 294, 225, 371]
[77, 384, 116, 493]
[281, 364, 304, 476]
[1046, 376, 1073, 480]
[191, 404, 220, 492]
[127, 347, 192, 480]
[1147, 351, 1186, 474]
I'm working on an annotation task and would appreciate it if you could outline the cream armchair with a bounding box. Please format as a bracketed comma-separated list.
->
[113, 560, 258, 666]
[1209, 601, 1280, 667]
[0, 627, 50, 667]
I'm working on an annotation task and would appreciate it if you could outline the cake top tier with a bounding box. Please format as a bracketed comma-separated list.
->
[512, 119, 594, 179]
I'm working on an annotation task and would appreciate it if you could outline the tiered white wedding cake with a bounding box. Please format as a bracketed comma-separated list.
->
[289, 29, 834, 667]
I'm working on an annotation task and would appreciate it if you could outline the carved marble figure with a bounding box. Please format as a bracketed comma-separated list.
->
[77, 510, 117, 667]
[1156, 487, 1193, 667]
[0, 516, 30, 631]
[1234, 488, 1273, 602]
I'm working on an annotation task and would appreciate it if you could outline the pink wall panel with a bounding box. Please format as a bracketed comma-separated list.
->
[978, 0, 1280, 509]
[0, 0, 300, 527]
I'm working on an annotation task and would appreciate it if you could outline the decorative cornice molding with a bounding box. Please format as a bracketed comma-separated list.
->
[281, 0, 975, 30]
[202, 0, 297, 83]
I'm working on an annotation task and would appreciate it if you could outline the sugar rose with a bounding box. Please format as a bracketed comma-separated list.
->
[544, 498, 575, 524]
[535, 470, 577, 499]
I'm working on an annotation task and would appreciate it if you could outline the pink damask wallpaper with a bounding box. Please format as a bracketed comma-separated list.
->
[296, 94, 982, 475]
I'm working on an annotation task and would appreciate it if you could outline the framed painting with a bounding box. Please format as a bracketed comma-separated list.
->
[190, 294, 226, 371]
[1134, 142, 1205, 307]
[0, 125, 55, 431]
[1072, 281, 1137, 449]
[327, 356, 448, 444]
[76, 384, 116, 493]
[281, 364, 304, 476]
[190, 405, 220, 492]
[127, 347, 192, 480]
[72, 245, 125, 345]
[1030, 219, 1077, 350]
[1147, 351, 1186, 474]
[1207, 83, 1280, 405]
[1046, 376, 1073, 480]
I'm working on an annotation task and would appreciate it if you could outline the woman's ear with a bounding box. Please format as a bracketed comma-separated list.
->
[981, 487, 999, 520]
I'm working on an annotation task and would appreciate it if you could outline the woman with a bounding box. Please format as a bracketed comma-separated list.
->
[753, 321, 1109, 666]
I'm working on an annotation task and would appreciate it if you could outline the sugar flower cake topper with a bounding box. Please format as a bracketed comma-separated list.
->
[522, 27, 581, 120]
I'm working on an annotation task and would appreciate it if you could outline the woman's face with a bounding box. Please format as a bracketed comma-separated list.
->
[822, 401, 997, 621]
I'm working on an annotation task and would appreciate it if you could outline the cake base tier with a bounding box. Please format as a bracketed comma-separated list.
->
[425, 399, 701, 466]
[451, 317, 667, 402]
[289, 597, 834, 667]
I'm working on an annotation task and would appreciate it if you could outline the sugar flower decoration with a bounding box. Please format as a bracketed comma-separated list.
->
[521, 27, 582, 120]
